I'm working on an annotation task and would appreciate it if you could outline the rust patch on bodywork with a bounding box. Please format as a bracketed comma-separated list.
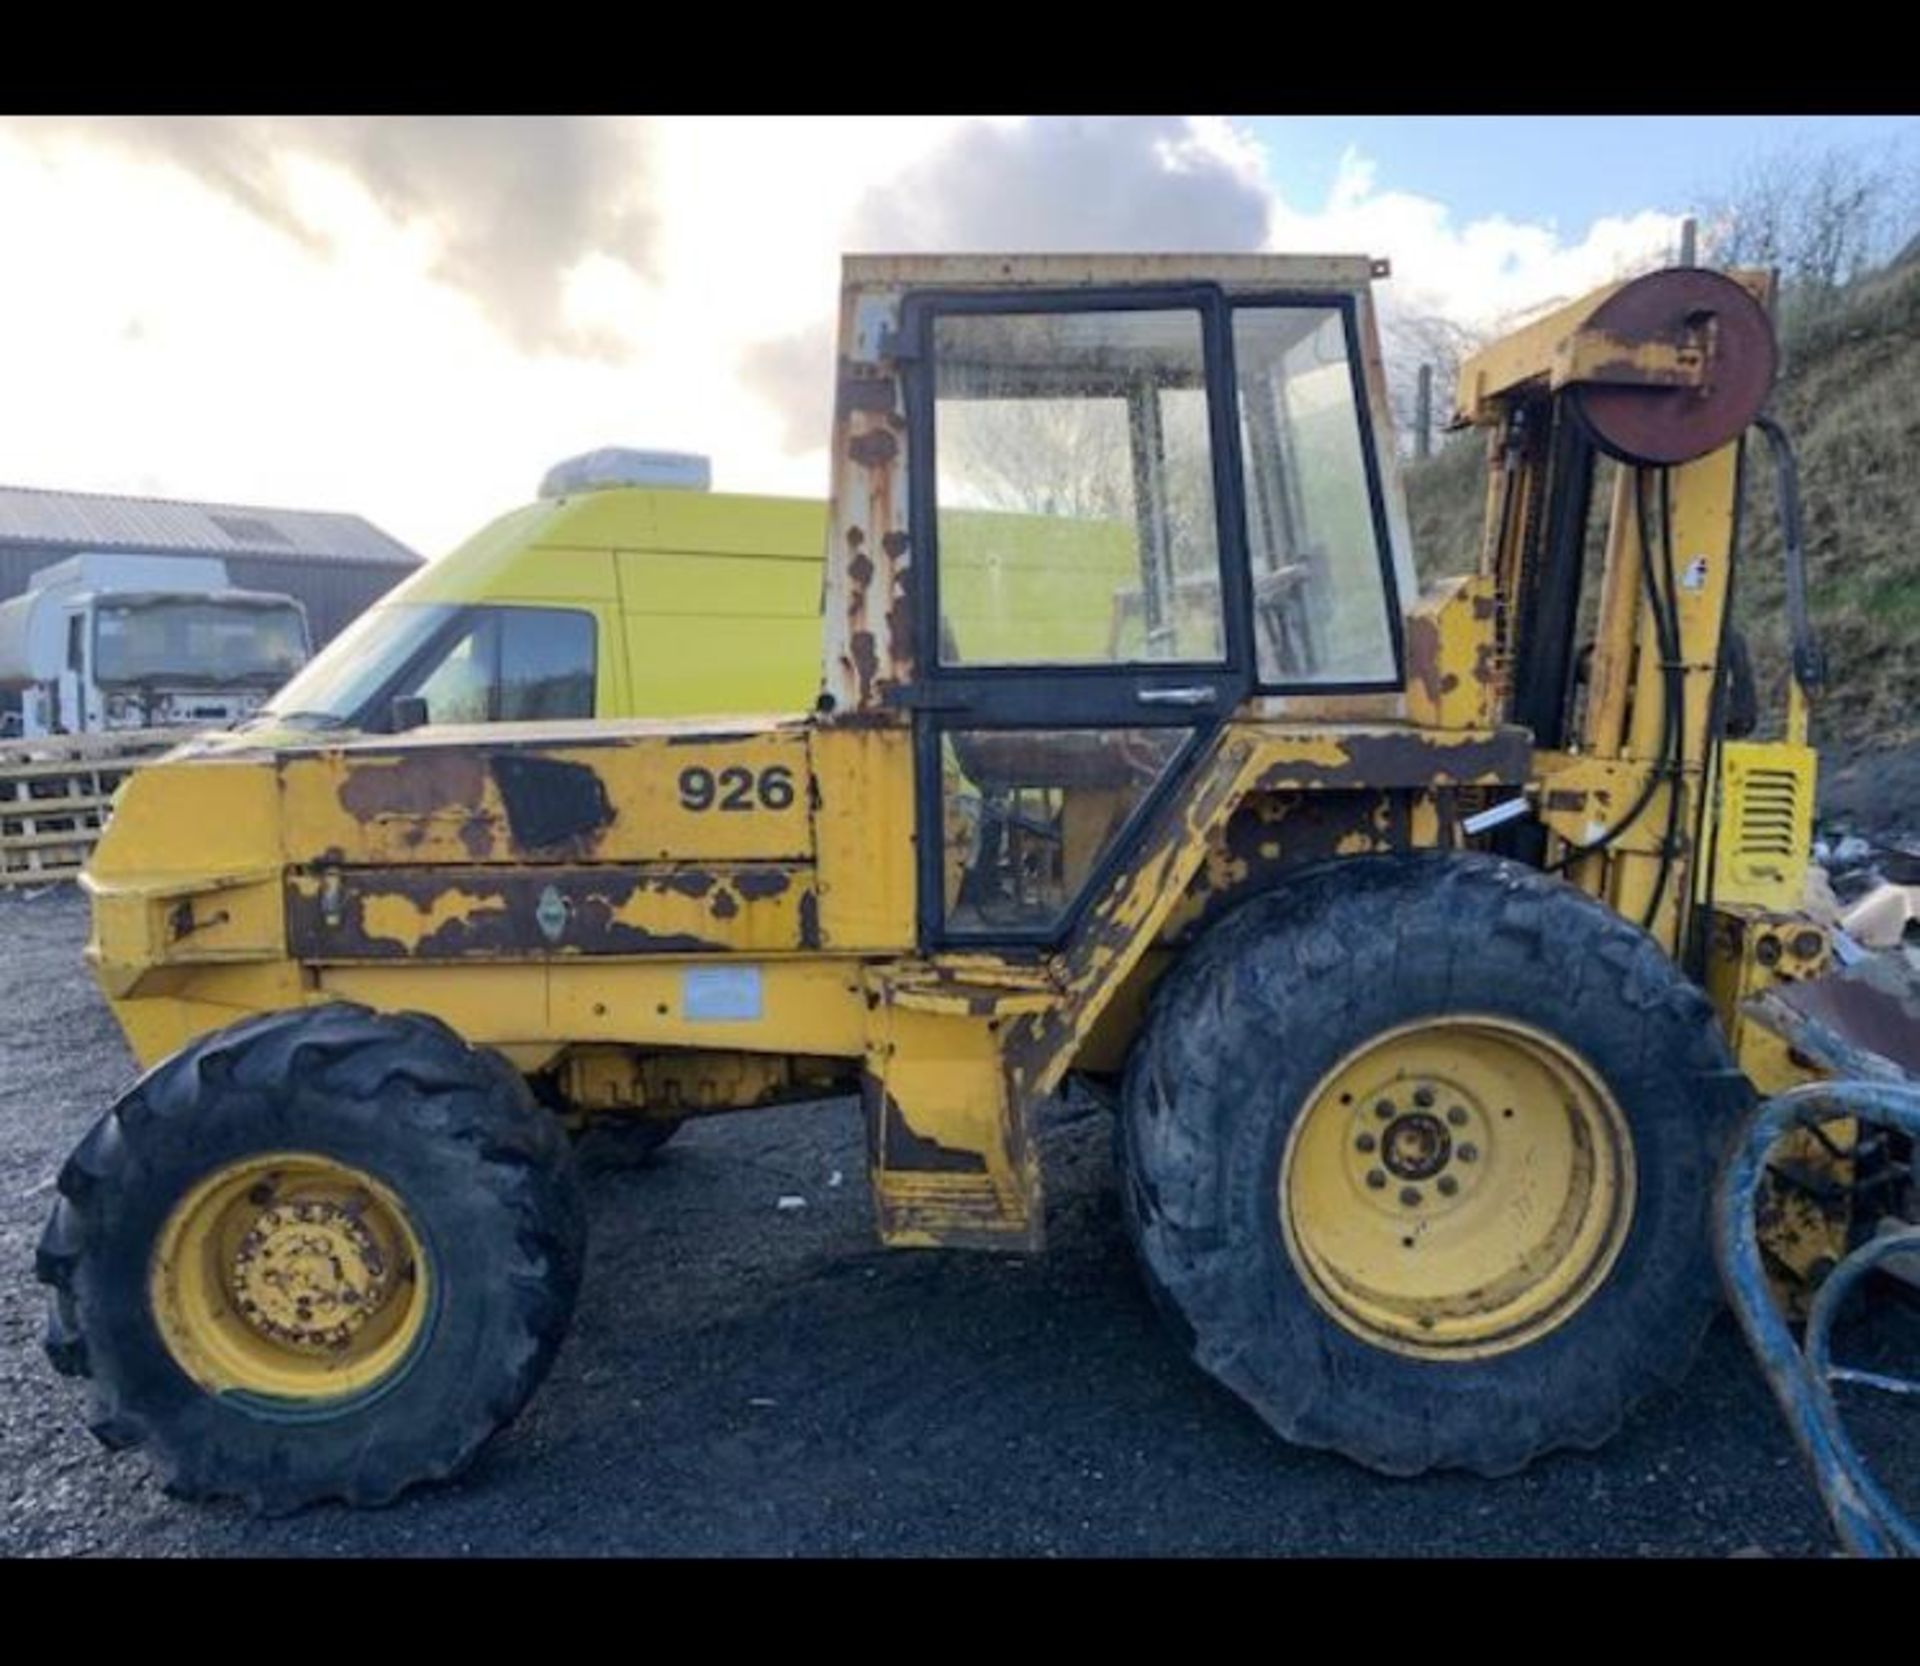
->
[489, 754, 615, 854]
[1405, 610, 1451, 708]
[286, 864, 813, 961]
[864, 1077, 991, 1175]
[825, 314, 915, 716]
[1249, 727, 1529, 793]
[1757, 958, 1920, 1081]
[733, 869, 793, 900]
[848, 428, 899, 469]
[839, 376, 897, 416]
[337, 751, 488, 820]
[1163, 790, 1415, 945]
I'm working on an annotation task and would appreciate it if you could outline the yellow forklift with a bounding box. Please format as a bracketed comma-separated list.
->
[36, 252, 1916, 1532]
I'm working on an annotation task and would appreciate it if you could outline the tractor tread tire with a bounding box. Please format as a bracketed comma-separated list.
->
[1118, 850, 1749, 1478]
[35, 1002, 586, 1515]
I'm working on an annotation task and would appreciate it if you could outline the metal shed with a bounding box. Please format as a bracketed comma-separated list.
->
[0, 483, 421, 652]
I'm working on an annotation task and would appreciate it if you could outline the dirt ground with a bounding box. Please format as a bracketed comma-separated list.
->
[1, 885, 1910, 1558]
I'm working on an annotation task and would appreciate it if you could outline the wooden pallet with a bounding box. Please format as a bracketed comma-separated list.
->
[0, 730, 182, 889]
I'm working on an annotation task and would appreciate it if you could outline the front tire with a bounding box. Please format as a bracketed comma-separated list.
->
[37, 1003, 586, 1513]
[1118, 851, 1747, 1477]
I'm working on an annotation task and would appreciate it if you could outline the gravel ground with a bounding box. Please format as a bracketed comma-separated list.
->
[1, 884, 1910, 1558]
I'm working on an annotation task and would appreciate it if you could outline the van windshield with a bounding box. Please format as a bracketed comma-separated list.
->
[259, 603, 455, 729]
[94, 599, 309, 686]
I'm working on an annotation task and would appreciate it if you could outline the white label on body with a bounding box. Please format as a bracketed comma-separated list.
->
[683, 965, 764, 1022]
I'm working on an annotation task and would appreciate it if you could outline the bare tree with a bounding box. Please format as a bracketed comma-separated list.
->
[1697, 136, 1918, 326]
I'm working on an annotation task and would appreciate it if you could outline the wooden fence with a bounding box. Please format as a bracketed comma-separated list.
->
[0, 730, 181, 890]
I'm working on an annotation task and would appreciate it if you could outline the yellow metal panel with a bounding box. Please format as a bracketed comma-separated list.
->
[317, 959, 872, 1071]
[811, 725, 916, 951]
[1453, 270, 1770, 426]
[320, 963, 553, 1048]
[104, 961, 312, 1066]
[1403, 576, 1501, 730]
[864, 995, 1040, 1251]
[83, 756, 281, 880]
[546, 959, 868, 1055]
[1455, 282, 1632, 425]
[274, 725, 815, 865]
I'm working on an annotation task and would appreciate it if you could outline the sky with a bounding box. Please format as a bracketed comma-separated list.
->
[0, 114, 1913, 560]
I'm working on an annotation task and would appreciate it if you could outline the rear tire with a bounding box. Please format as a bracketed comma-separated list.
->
[36, 1002, 586, 1514]
[1118, 851, 1748, 1477]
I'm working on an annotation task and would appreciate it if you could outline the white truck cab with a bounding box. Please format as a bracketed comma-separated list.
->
[0, 553, 311, 736]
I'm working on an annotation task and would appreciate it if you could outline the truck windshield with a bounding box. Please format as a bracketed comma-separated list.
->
[94, 600, 310, 686]
[259, 603, 455, 728]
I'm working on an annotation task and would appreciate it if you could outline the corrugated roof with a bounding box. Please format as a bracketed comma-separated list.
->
[0, 483, 420, 568]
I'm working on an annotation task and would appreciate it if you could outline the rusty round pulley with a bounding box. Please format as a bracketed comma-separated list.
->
[1569, 267, 1777, 466]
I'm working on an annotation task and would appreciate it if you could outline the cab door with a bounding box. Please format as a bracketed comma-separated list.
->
[899, 287, 1255, 948]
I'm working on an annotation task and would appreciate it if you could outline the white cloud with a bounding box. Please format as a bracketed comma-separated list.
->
[1272, 145, 1680, 334]
[0, 117, 1682, 562]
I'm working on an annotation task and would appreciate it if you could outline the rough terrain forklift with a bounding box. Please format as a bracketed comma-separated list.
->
[36, 253, 1905, 1520]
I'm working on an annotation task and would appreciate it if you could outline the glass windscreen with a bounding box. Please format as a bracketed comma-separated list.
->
[932, 308, 1225, 667]
[259, 603, 455, 729]
[1232, 305, 1396, 684]
[94, 600, 309, 686]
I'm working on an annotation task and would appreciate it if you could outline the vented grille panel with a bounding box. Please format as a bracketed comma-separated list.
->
[1711, 742, 1816, 910]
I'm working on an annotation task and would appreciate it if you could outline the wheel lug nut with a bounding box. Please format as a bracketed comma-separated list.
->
[1365, 1169, 1387, 1190]
[1399, 1187, 1423, 1208]
[1355, 1133, 1376, 1153]
[1413, 1085, 1435, 1108]
[1374, 1099, 1395, 1121]
[1438, 1175, 1459, 1197]
[1458, 1143, 1479, 1164]
[1447, 1106, 1468, 1127]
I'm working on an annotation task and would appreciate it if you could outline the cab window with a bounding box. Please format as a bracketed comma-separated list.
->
[931, 306, 1226, 668]
[1231, 303, 1397, 685]
[399, 607, 596, 725]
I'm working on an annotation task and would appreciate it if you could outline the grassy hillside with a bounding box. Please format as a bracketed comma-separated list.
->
[1401, 256, 1920, 760]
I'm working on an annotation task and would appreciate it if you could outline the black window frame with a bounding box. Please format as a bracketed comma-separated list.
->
[902, 284, 1251, 951]
[899, 281, 1407, 953]
[905, 283, 1255, 701]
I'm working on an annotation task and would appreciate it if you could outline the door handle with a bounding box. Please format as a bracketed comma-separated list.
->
[1136, 686, 1217, 708]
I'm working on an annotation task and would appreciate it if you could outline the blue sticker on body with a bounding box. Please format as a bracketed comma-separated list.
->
[682, 966, 764, 1022]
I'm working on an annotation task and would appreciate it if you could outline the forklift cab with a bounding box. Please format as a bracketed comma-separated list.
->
[826, 259, 1415, 947]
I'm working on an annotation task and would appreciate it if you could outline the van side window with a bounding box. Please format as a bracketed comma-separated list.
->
[498, 609, 595, 720]
[399, 607, 596, 726]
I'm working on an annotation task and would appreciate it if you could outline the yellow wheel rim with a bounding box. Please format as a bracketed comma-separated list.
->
[151, 1153, 431, 1404]
[1279, 1015, 1635, 1360]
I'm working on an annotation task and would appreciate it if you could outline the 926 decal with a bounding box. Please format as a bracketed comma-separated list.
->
[677, 764, 796, 813]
